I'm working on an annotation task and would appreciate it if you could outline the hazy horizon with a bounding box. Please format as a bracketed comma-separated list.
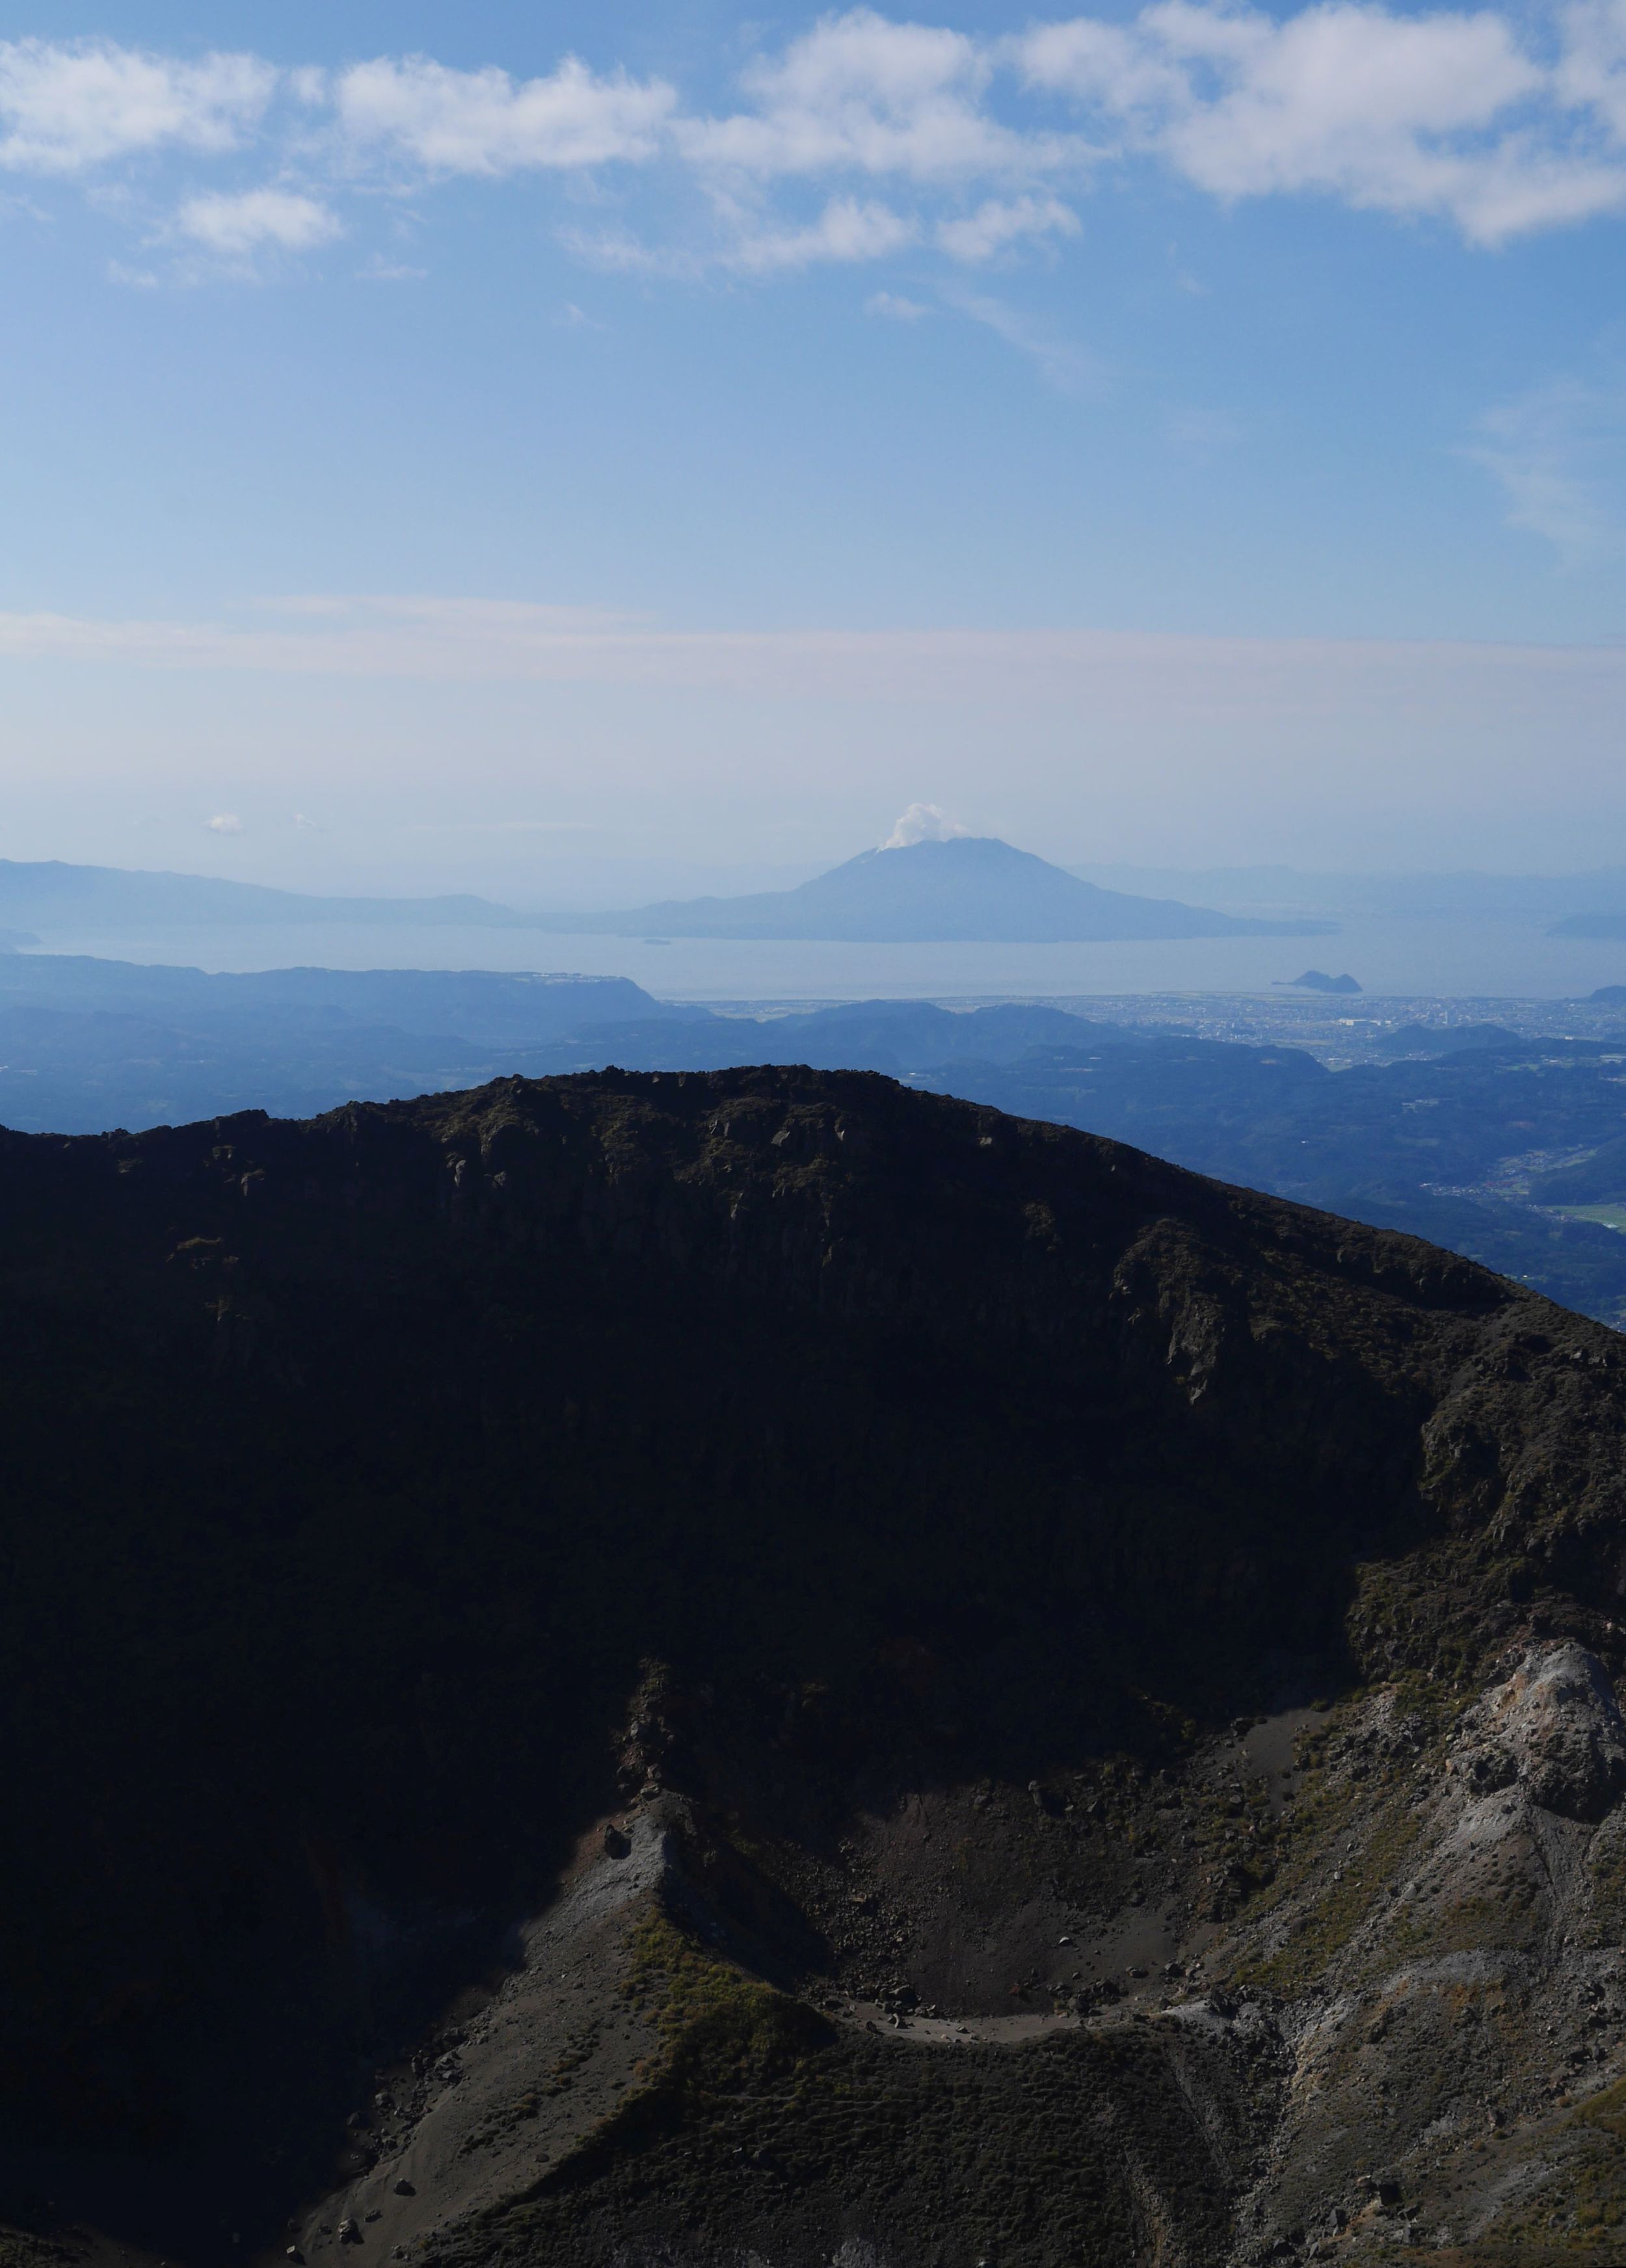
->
[20, 830, 1626, 913]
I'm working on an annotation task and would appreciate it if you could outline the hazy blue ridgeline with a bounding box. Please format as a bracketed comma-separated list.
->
[1071, 866, 1626, 924]
[17, 847, 1626, 941]
[0, 841, 1332, 944]
[528, 836, 1332, 940]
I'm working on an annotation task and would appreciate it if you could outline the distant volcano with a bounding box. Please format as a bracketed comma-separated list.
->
[551, 834, 1333, 943]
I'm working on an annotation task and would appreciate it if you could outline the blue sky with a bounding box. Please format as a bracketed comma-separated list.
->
[3, 0, 1626, 895]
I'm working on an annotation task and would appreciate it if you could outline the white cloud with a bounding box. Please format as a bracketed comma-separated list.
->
[679, 8, 1086, 180]
[1556, 0, 1626, 137]
[175, 188, 339, 255]
[0, 38, 274, 173]
[16, 10, 1626, 277]
[554, 225, 695, 277]
[866, 289, 929, 317]
[204, 811, 243, 834]
[331, 55, 674, 174]
[1019, 20, 1189, 117]
[1467, 380, 1626, 562]
[1016, 2, 1626, 244]
[883, 801, 969, 845]
[723, 194, 918, 271]
[565, 189, 918, 278]
[937, 193, 1081, 260]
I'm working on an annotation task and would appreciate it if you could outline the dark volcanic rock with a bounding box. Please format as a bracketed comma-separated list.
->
[1, 1069, 1625, 2266]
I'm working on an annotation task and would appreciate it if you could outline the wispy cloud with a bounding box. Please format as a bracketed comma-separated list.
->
[258, 592, 643, 631]
[1015, 3, 1626, 245]
[9, 594, 1623, 720]
[0, 38, 273, 172]
[936, 194, 1080, 261]
[945, 288, 1104, 394]
[329, 55, 675, 175]
[676, 12, 1087, 182]
[723, 193, 917, 271]
[1468, 380, 1626, 564]
[865, 289, 929, 318]
[204, 811, 243, 834]
[175, 187, 339, 256]
[568, 190, 918, 276]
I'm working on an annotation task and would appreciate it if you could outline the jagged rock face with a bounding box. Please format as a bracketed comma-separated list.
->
[1, 1070, 1626, 2268]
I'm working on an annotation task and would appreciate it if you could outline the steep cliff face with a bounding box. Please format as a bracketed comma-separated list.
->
[2, 1068, 1626, 2267]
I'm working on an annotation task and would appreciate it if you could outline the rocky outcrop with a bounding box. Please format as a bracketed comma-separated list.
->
[1452, 1641, 1626, 1821]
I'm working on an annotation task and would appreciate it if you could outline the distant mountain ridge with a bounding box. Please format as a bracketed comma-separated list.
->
[0, 859, 527, 932]
[1549, 913, 1626, 940]
[1073, 861, 1626, 923]
[0, 953, 680, 1042]
[551, 834, 1333, 942]
[19, 849, 1626, 942]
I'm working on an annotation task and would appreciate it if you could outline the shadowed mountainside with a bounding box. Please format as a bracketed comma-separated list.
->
[3, 1071, 1626, 2265]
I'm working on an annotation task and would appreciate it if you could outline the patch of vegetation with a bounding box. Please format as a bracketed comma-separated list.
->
[618, 1908, 833, 2105]
[1346, 1556, 1503, 1693]
[1551, 1206, 1626, 1236]
[460, 2023, 607, 2155]
[472, 1908, 836, 2211]
[1493, 2129, 1626, 2258]
[0, 2230, 66, 2268]
[1575, 2079, 1626, 2143]
[1390, 1883, 1545, 1960]
[1586, 1826, 1626, 1944]
[1237, 1768, 1423, 1994]
[461, 2002, 1256, 2268]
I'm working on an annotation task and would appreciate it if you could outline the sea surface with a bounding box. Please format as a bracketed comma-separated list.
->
[17, 911, 1626, 1003]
